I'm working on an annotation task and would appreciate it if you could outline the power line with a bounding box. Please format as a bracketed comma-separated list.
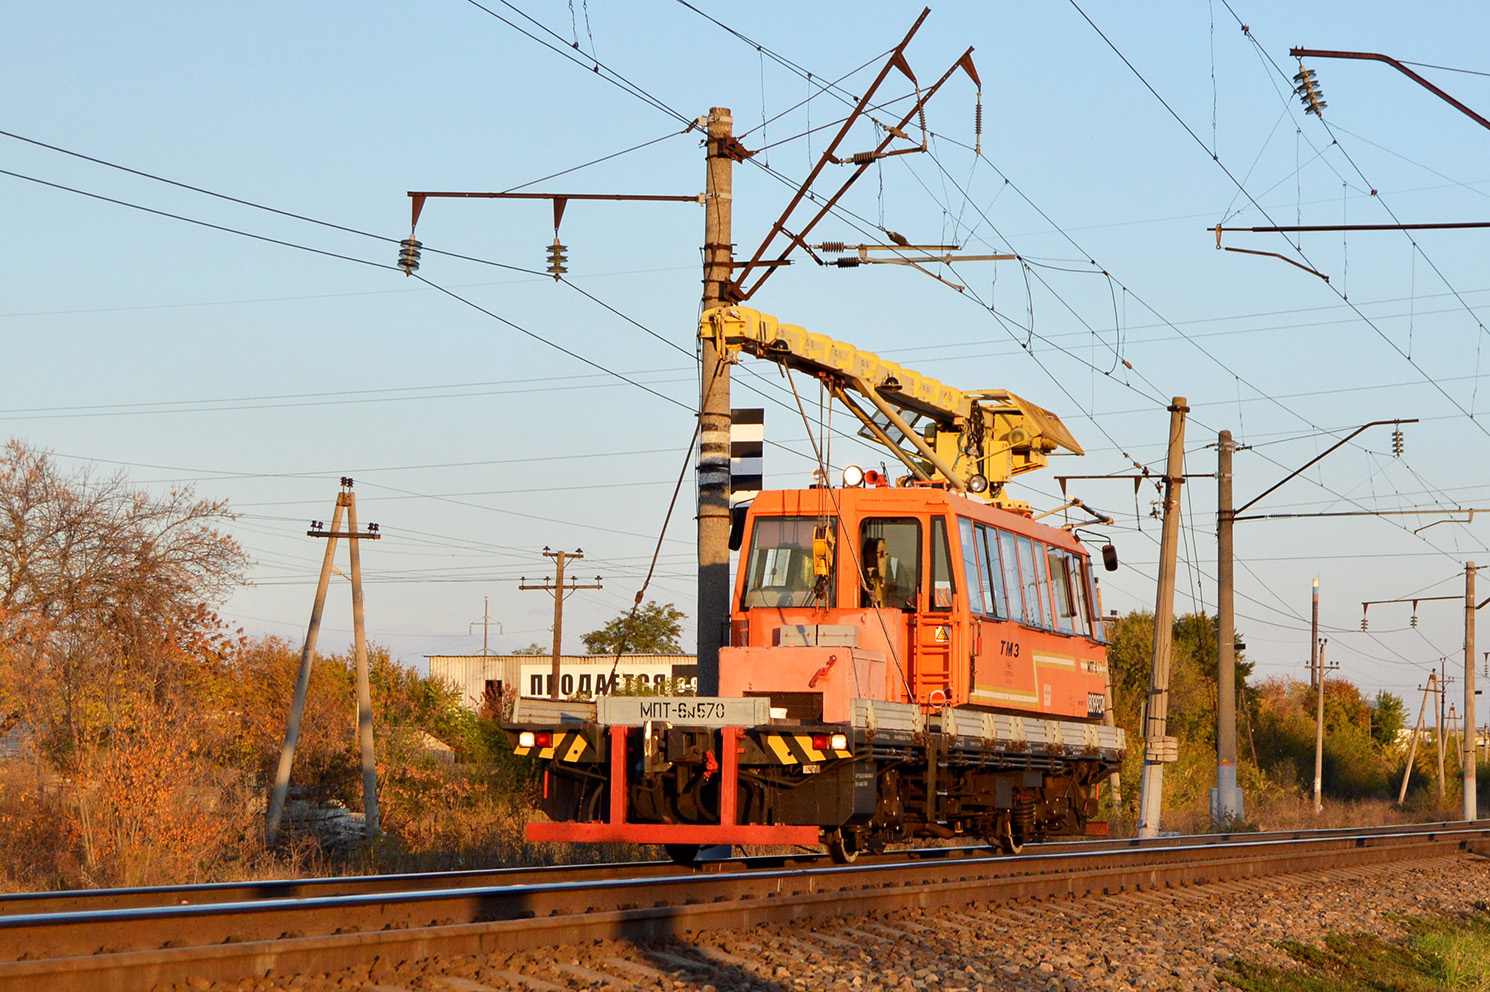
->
[0, 166, 394, 272]
[461, 0, 693, 125]
[1399, 59, 1490, 79]
[0, 128, 545, 276]
[1215, 16, 1490, 365]
[1070, 0, 1490, 448]
[498, 125, 696, 193]
[0, 131, 867, 473]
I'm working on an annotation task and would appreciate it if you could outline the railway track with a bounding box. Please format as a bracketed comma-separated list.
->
[4, 821, 1487, 992]
[0, 817, 1464, 917]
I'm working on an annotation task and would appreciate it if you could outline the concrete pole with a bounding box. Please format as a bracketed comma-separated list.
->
[1310, 579, 1320, 691]
[265, 496, 346, 842]
[1437, 668, 1447, 801]
[1136, 397, 1188, 839]
[1215, 430, 1239, 820]
[1398, 673, 1433, 804]
[346, 491, 380, 839]
[1313, 634, 1327, 814]
[1466, 563, 1478, 820]
[697, 107, 735, 697]
[1103, 679, 1121, 805]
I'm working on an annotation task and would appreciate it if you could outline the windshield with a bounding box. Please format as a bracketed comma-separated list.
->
[742, 516, 834, 608]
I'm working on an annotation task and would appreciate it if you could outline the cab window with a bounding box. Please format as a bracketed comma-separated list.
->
[958, 519, 986, 614]
[980, 524, 1009, 619]
[742, 516, 830, 608]
[861, 518, 920, 610]
[1067, 553, 1093, 637]
[1086, 565, 1108, 643]
[930, 517, 955, 611]
[1016, 534, 1048, 629]
[1048, 546, 1075, 635]
[997, 530, 1025, 624]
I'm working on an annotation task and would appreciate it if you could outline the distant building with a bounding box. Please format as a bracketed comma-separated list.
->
[428, 654, 698, 717]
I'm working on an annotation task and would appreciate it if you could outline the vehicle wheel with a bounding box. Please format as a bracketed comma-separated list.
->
[664, 843, 700, 866]
[826, 829, 860, 864]
[994, 816, 1024, 856]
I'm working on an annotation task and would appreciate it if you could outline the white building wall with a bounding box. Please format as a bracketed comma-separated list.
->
[428, 654, 698, 713]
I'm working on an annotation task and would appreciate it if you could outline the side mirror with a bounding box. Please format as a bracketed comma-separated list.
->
[728, 505, 749, 551]
[1101, 543, 1119, 571]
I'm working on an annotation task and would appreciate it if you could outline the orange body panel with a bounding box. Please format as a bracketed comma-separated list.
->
[729, 486, 1109, 722]
[718, 644, 887, 723]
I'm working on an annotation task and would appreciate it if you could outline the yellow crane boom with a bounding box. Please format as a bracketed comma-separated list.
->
[700, 306, 1082, 505]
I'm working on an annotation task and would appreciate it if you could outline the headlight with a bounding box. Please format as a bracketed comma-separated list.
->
[966, 473, 989, 493]
[830, 733, 848, 751]
[842, 464, 865, 487]
[518, 731, 536, 749]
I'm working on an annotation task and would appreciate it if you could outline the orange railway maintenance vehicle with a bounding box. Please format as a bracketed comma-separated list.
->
[510, 306, 1126, 862]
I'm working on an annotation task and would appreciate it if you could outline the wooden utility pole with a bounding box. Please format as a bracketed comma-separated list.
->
[1214, 430, 1240, 821]
[1398, 672, 1435, 804]
[266, 479, 381, 842]
[520, 549, 602, 699]
[1137, 397, 1188, 838]
[345, 489, 380, 837]
[1466, 563, 1478, 819]
[697, 106, 736, 697]
[469, 595, 501, 656]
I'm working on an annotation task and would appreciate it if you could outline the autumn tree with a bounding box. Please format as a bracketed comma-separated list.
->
[0, 441, 251, 884]
[1103, 610, 1252, 746]
[1250, 677, 1395, 798]
[0, 441, 249, 764]
[580, 600, 685, 655]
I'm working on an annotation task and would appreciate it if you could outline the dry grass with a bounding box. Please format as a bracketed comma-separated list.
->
[1101, 786, 1463, 840]
[0, 753, 661, 892]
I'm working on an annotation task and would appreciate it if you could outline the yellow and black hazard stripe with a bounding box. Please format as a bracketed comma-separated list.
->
[760, 733, 853, 765]
[514, 730, 593, 763]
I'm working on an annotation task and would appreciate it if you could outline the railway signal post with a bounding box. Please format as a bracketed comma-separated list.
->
[1137, 397, 1188, 838]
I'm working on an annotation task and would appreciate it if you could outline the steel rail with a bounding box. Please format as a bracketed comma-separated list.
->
[2, 824, 1487, 991]
[0, 817, 1475, 917]
[0, 846, 1009, 917]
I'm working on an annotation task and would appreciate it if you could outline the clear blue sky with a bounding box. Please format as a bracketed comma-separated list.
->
[5, 1, 1490, 711]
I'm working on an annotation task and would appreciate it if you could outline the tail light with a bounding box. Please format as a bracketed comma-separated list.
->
[534, 730, 553, 747]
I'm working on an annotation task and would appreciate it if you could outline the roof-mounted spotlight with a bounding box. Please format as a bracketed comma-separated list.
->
[842, 465, 865, 488]
[966, 473, 989, 494]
